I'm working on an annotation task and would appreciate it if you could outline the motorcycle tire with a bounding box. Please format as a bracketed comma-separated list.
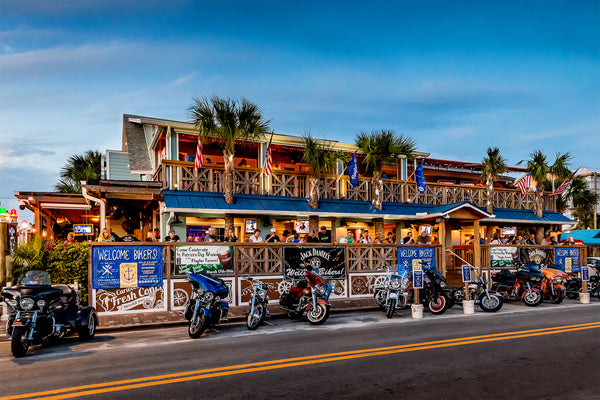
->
[428, 294, 449, 315]
[374, 290, 386, 310]
[77, 313, 97, 341]
[550, 292, 565, 304]
[565, 282, 580, 299]
[522, 289, 543, 307]
[11, 326, 29, 358]
[188, 312, 208, 339]
[307, 303, 330, 325]
[246, 303, 265, 330]
[477, 293, 503, 312]
[386, 299, 397, 319]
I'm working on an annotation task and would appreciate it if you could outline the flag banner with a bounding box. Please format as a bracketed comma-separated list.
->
[348, 151, 359, 187]
[265, 144, 273, 176]
[518, 173, 532, 195]
[194, 138, 203, 173]
[549, 178, 570, 197]
[415, 160, 426, 193]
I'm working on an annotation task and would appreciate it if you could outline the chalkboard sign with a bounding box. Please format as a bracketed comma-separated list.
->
[92, 246, 163, 289]
[283, 246, 346, 281]
[397, 247, 436, 273]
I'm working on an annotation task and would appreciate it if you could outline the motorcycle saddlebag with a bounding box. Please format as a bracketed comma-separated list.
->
[279, 293, 292, 307]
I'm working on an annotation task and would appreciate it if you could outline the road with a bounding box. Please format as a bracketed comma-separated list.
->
[0, 300, 599, 400]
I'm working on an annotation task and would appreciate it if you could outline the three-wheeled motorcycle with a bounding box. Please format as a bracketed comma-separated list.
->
[1, 270, 97, 358]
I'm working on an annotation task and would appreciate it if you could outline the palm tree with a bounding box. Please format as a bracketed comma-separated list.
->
[302, 134, 338, 209]
[55, 150, 102, 193]
[189, 96, 270, 204]
[355, 129, 416, 210]
[562, 176, 599, 229]
[480, 147, 507, 214]
[522, 150, 572, 217]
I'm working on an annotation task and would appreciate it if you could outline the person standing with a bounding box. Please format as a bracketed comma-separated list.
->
[417, 231, 431, 245]
[515, 235, 526, 245]
[164, 229, 181, 243]
[249, 229, 263, 243]
[63, 232, 77, 248]
[204, 227, 218, 243]
[307, 230, 319, 243]
[526, 234, 537, 245]
[550, 236, 558, 245]
[224, 228, 238, 243]
[403, 231, 415, 244]
[345, 231, 355, 243]
[97, 228, 114, 243]
[265, 228, 281, 243]
[318, 226, 331, 243]
[385, 232, 395, 244]
[153, 228, 161, 242]
[361, 230, 373, 244]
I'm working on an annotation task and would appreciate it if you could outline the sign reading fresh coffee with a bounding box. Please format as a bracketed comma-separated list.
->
[283, 246, 346, 280]
[175, 245, 234, 275]
[92, 245, 163, 289]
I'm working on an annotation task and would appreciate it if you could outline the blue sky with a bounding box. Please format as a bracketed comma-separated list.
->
[0, 0, 598, 220]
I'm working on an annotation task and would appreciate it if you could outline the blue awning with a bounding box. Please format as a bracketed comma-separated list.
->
[480, 207, 575, 225]
[163, 191, 492, 220]
[563, 229, 600, 244]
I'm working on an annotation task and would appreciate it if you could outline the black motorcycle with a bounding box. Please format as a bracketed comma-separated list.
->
[565, 267, 600, 299]
[419, 261, 451, 314]
[1, 270, 97, 357]
[446, 267, 504, 312]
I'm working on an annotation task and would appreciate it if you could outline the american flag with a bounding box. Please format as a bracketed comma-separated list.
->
[194, 138, 203, 173]
[264, 142, 273, 176]
[549, 177, 571, 197]
[518, 173, 532, 195]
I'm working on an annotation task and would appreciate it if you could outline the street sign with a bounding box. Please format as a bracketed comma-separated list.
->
[581, 266, 590, 282]
[461, 265, 472, 282]
[413, 270, 424, 289]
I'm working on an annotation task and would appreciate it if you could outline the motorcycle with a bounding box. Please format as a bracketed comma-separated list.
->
[491, 263, 545, 307]
[539, 266, 567, 304]
[279, 265, 332, 325]
[373, 267, 411, 318]
[418, 261, 452, 314]
[565, 267, 600, 299]
[1, 270, 97, 358]
[243, 275, 273, 330]
[184, 272, 229, 338]
[446, 267, 504, 312]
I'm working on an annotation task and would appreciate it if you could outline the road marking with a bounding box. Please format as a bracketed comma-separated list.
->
[2, 321, 599, 400]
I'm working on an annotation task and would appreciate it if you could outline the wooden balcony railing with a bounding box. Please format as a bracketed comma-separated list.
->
[155, 160, 555, 211]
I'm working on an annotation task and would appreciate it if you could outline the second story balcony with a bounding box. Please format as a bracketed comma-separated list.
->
[153, 160, 555, 211]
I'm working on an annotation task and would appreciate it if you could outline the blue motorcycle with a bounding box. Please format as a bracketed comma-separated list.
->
[183, 272, 229, 338]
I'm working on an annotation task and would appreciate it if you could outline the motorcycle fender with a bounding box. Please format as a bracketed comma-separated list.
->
[76, 307, 97, 329]
[520, 288, 540, 299]
[199, 307, 212, 319]
[316, 298, 331, 307]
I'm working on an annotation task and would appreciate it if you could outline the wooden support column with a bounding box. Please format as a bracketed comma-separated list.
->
[439, 219, 447, 277]
[474, 219, 481, 280]
[374, 218, 385, 242]
[395, 222, 404, 244]
[309, 215, 319, 233]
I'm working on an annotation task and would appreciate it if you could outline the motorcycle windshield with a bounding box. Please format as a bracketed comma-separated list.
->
[189, 273, 229, 297]
[522, 264, 544, 278]
[17, 270, 52, 286]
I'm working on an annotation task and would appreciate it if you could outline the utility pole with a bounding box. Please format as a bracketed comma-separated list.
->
[594, 172, 597, 230]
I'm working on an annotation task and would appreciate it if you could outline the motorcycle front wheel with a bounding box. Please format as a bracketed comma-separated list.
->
[78, 313, 97, 341]
[386, 299, 397, 318]
[478, 293, 503, 312]
[550, 291, 564, 304]
[374, 290, 386, 310]
[307, 303, 330, 325]
[522, 289, 543, 307]
[428, 294, 449, 314]
[11, 326, 29, 358]
[246, 303, 265, 330]
[188, 312, 208, 339]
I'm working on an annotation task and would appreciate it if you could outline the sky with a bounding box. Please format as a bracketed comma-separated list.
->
[0, 0, 598, 221]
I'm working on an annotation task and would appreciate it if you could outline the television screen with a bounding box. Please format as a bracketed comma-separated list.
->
[74, 224, 93, 235]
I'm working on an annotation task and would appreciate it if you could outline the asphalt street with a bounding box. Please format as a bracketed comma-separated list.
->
[0, 300, 599, 400]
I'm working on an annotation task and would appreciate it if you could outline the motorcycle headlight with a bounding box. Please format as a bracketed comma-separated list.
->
[439, 281, 446, 288]
[20, 297, 34, 311]
[214, 296, 221, 304]
[384, 282, 390, 290]
[203, 292, 215, 303]
[36, 299, 46, 309]
[555, 277, 562, 283]
[391, 280, 400, 289]
[7, 299, 17, 308]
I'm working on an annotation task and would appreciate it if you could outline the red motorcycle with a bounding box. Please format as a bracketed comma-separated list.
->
[279, 265, 332, 325]
[491, 263, 545, 307]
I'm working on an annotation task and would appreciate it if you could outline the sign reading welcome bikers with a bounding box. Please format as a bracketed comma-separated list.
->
[175, 245, 234, 275]
[283, 246, 346, 280]
[92, 245, 163, 289]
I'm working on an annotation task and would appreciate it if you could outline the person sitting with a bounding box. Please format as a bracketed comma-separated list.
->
[266, 228, 281, 243]
[417, 231, 431, 245]
[204, 227, 218, 243]
[306, 230, 320, 243]
[564, 236, 576, 246]
[164, 229, 181, 243]
[403, 231, 415, 244]
[526, 234, 537, 245]
[385, 232, 395, 244]
[361, 230, 373, 244]
[550, 236, 559, 245]
[63, 232, 77, 248]
[318, 226, 331, 243]
[249, 229, 263, 243]
[97, 227, 114, 243]
[345, 231, 355, 243]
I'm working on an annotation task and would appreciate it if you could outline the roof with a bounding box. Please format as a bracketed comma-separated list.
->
[479, 207, 575, 225]
[163, 191, 492, 219]
[563, 229, 600, 244]
[123, 114, 152, 173]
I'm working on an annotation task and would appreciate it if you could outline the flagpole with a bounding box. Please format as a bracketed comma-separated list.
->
[405, 158, 426, 203]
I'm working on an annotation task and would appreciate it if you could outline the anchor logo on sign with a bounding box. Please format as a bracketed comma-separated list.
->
[123, 265, 136, 280]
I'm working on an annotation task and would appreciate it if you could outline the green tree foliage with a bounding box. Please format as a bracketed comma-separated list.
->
[480, 147, 508, 214]
[55, 150, 102, 193]
[563, 176, 599, 229]
[12, 239, 90, 301]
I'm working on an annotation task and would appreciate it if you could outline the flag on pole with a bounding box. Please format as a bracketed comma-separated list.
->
[347, 151, 359, 187]
[549, 178, 570, 197]
[264, 133, 274, 176]
[415, 160, 426, 193]
[518, 173, 532, 195]
[194, 138, 204, 173]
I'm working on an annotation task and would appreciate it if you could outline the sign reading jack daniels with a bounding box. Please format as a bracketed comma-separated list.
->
[283, 246, 346, 281]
